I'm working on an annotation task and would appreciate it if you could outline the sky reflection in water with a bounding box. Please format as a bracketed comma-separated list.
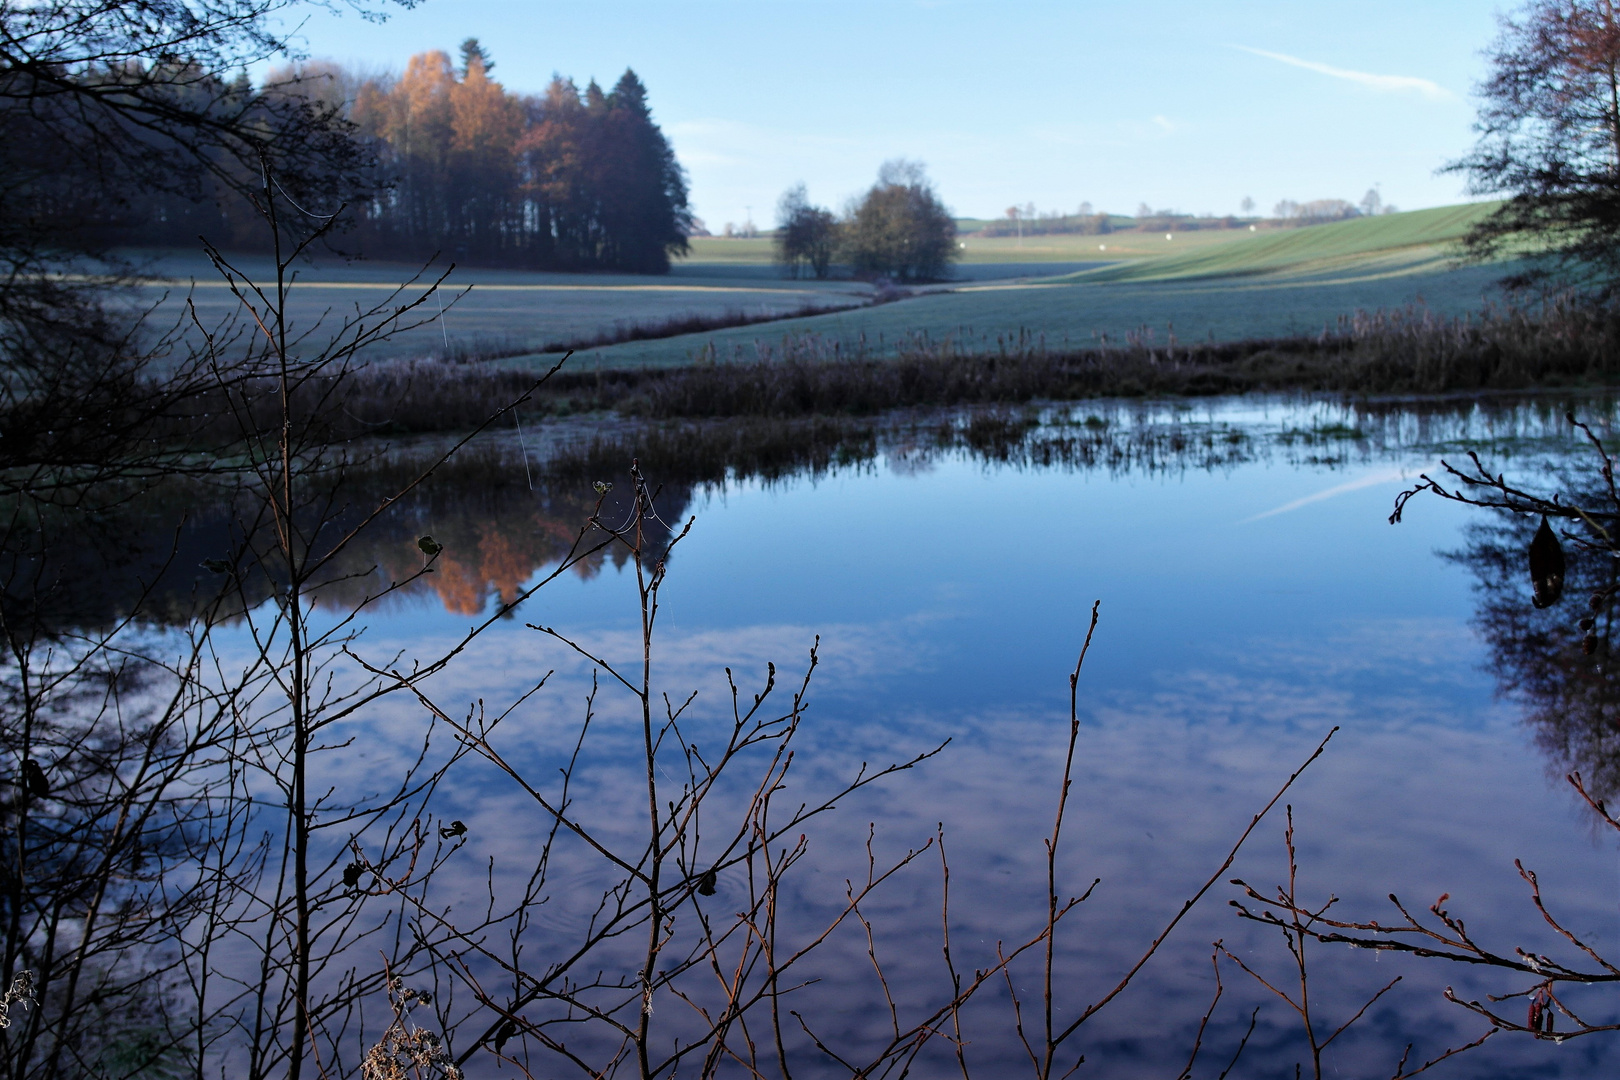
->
[318, 398, 1619, 1077]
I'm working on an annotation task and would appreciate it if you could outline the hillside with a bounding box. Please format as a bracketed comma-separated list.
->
[1062, 203, 1497, 283]
[684, 204, 1499, 274]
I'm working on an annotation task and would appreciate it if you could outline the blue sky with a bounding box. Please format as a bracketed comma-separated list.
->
[281, 0, 1507, 230]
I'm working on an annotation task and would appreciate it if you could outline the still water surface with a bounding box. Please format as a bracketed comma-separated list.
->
[242, 397, 1620, 1076]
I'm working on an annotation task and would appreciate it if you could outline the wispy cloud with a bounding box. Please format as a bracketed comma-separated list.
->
[1240, 463, 1438, 523]
[1233, 45, 1452, 101]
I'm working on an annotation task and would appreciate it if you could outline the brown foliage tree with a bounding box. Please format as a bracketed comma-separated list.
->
[842, 160, 957, 282]
[352, 55, 690, 272]
[1449, 0, 1620, 288]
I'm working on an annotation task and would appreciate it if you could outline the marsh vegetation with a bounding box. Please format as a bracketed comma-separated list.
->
[5, 3, 1620, 1078]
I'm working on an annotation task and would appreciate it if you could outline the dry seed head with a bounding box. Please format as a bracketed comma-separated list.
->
[0, 971, 36, 1029]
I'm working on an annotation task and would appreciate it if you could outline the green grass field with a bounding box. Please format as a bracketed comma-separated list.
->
[958, 227, 1249, 264]
[686, 204, 1495, 272]
[127, 248, 868, 362]
[127, 203, 1510, 370]
[680, 236, 777, 264]
[687, 226, 1247, 266]
[1063, 202, 1496, 282]
[489, 203, 1513, 370]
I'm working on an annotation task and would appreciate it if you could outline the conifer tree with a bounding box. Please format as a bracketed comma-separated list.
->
[596, 69, 692, 273]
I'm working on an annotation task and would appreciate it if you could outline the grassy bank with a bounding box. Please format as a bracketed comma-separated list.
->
[118, 291, 1604, 482]
[294, 293, 1620, 442]
[129, 205, 1607, 464]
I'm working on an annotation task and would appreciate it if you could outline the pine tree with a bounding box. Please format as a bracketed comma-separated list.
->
[595, 70, 691, 273]
[458, 37, 494, 78]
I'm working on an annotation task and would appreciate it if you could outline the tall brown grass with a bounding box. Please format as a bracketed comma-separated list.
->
[164, 294, 1620, 450]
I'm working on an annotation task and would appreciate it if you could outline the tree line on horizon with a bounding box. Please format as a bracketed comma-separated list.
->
[972, 190, 1398, 239]
[107, 40, 694, 273]
[768, 170, 1401, 282]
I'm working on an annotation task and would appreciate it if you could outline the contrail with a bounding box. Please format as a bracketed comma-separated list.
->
[1241, 463, 1439, 523]
[1233, 45, 1452, 101]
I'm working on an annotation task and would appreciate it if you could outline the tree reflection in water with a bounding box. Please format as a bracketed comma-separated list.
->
[0, 454, 695, 637]
[8, 405, 1271, 636]
[1242, 434, 1620, 1059]
[1448, 503, 1620, 803]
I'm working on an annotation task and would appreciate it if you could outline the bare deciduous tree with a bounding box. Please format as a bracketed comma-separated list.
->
[1447, 0, 1620, 287]
[774, 184, 839, 280]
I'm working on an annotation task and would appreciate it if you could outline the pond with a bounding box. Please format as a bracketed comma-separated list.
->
[13, 394, 1620, 1078]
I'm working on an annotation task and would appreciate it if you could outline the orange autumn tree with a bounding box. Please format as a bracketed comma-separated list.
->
[352, 41, 691, 272]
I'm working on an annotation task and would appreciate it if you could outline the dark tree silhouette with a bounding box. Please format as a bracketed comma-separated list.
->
[1389, 422, 1620, 798]
[589, 70, 693, 272]
[0, 2, 393, 263]
[1447, 0, 1620, 288]
[1448, 508, 1620, 800]
[775, 183, 839, 279]
[0, 1, 405, 496]
[458, 36, 495, 77]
